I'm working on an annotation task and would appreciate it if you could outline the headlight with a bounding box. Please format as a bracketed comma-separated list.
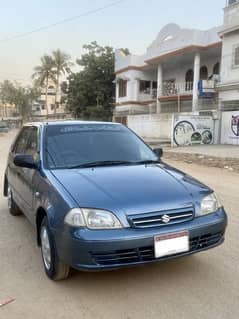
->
[200, 193, 221, 215]
[64, 208, 123, 229]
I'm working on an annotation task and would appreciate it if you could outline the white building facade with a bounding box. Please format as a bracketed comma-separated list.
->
[114, 24, 221, 119]
[114, 3, 239, 144]
[32, 79, 66, 117]
[217, 0, 239, 145]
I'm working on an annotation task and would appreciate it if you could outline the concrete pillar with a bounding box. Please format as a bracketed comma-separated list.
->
[134, 80, 139, 101]
[156, 64, 163, 113]
[192, 53, 200, 112]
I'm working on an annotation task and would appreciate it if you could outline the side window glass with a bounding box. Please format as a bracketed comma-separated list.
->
[25, 128, 39, 159]
[13, 128, 32, 154]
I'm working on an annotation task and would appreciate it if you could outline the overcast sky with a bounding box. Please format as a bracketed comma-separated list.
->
[0, 0, 226, 84]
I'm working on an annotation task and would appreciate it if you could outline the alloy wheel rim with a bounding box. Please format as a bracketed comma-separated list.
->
[7, 187, 12, 210]
[41, 226, 52, 270]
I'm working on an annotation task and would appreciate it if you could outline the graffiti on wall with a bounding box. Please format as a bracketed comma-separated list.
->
[172, 115, 214, 146]
[221, 111, 239, 145]
[231, 115, 239, 137]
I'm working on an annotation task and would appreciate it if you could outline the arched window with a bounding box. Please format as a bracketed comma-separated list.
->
[200, 66, 208, 80]
[213, 62, 220, 75]
[185, 69, 194, 91]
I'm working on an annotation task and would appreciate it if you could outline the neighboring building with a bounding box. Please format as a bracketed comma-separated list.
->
[114, 23, 222, 124]
[218, 0, 239, 145]
[217, 0, 239, 111]
[32, 79, 66, 117]
[114, 2, 239, 145]
[0, 103, 18, 118]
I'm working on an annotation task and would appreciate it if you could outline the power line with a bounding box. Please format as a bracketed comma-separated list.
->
[0, 0, 126, 44]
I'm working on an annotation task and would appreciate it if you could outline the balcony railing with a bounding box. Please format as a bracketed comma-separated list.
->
[138, 88, 157, 101]
[137, 81, 216, 102]
[161, 82, 193, 97]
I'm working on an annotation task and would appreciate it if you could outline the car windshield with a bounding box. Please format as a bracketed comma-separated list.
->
[44, 123, 158, 169]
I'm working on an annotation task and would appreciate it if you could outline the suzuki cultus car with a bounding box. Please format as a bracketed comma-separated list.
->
[3, 121, 227, 280]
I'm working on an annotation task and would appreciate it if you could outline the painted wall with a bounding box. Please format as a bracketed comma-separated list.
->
[220, 30, 239, 84]
[221, 110, 239, 144]
[127, 114, 172, 139]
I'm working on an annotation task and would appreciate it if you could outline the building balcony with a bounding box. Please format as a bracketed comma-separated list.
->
[161, 81, 193, 97]
[41, 88, 56, 96]
[138, 89, 157, 102]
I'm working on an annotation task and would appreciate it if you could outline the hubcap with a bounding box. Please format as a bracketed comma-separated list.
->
[7, 187, 12, 210]
[41, 226, 52, 270]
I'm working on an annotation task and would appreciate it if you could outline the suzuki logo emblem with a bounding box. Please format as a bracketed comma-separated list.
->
[161, 214, 171, 224]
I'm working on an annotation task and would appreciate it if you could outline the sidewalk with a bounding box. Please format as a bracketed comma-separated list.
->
[162, 144, 239, 173]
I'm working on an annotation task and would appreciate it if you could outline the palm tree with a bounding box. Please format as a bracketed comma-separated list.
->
[52, 49, 73, 113]
[32, 55, 56, 117]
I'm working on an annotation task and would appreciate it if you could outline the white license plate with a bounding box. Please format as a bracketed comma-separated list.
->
[154, 231, 189, 258]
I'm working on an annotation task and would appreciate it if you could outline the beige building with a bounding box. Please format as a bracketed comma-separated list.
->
[32, 79, 66, 117]
[0, 103, 19, 119]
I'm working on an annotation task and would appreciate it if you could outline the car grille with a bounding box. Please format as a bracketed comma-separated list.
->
[91, 232, 223, 266]
[127, 207, 194, 228]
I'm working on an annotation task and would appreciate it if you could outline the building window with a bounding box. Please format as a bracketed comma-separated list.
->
[185, 69, 194, 91]
[213, 62, 220, 75]
[233, 45, 239, 67]
[200, 66, 208, 80]
[118, 79, 127, 98]
[139, 80, 151, 94]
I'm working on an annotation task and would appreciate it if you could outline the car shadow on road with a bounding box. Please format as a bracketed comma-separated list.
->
[60, 253, 210, 292]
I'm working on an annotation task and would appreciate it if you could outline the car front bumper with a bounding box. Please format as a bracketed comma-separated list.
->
[53, 208, 227, 271]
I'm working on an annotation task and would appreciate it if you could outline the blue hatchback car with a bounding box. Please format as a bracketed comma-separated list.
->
[4, 121, 227, 280]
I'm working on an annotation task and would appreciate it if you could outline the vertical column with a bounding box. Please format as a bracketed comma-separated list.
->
[115, 80, 119, 102]
[156, 64, 163, 113]
[192, 53, 200, 112]
[133, 80, 139, 101]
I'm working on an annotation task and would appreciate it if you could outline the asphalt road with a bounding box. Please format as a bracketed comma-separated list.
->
[0, 130, 238, 319]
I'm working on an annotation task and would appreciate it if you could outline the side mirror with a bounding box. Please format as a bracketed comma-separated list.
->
[153, 148, 163, 159]
[14, 154, 38, 169]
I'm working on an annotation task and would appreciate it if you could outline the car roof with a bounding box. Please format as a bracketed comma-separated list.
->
[23, 120, 121, 128]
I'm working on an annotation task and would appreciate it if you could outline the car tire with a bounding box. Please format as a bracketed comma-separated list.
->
[40, 217, 70, 281]
[7, 186, 22, 216]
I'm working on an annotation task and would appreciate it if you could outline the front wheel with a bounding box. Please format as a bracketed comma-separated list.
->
[40, 217, 70, 280]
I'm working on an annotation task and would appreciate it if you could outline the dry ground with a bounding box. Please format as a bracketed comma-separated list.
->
[0, 130, 238, 319]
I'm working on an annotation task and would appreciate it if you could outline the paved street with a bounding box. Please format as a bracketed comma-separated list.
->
[0, 131, 238, 319]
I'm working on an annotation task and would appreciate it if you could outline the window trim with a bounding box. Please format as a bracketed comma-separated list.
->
[118, 79, 127, 98]
[232, 44, 239, 68]
[12, 126, 40, 156]
[12, 127, 32, 154]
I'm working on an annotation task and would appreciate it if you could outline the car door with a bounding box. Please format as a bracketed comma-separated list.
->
[17, 126, 40, 220]
[8, 127, 33, 211]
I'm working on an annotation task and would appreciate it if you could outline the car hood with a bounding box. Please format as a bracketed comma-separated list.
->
[51, 164, 210, 216]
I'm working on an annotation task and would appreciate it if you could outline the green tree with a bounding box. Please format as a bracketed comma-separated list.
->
[52, 49, 73, 114]
[32, 55, 56, 117]
[64, 41, 115, 120]
[14, 85, 40, 118]
[0, 80, 17, 117]
[0, 80, 40, 118]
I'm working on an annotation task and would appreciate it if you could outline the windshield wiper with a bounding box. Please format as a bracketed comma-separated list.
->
[68, 160, 135, 169]
[132, 160, 160, 165]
